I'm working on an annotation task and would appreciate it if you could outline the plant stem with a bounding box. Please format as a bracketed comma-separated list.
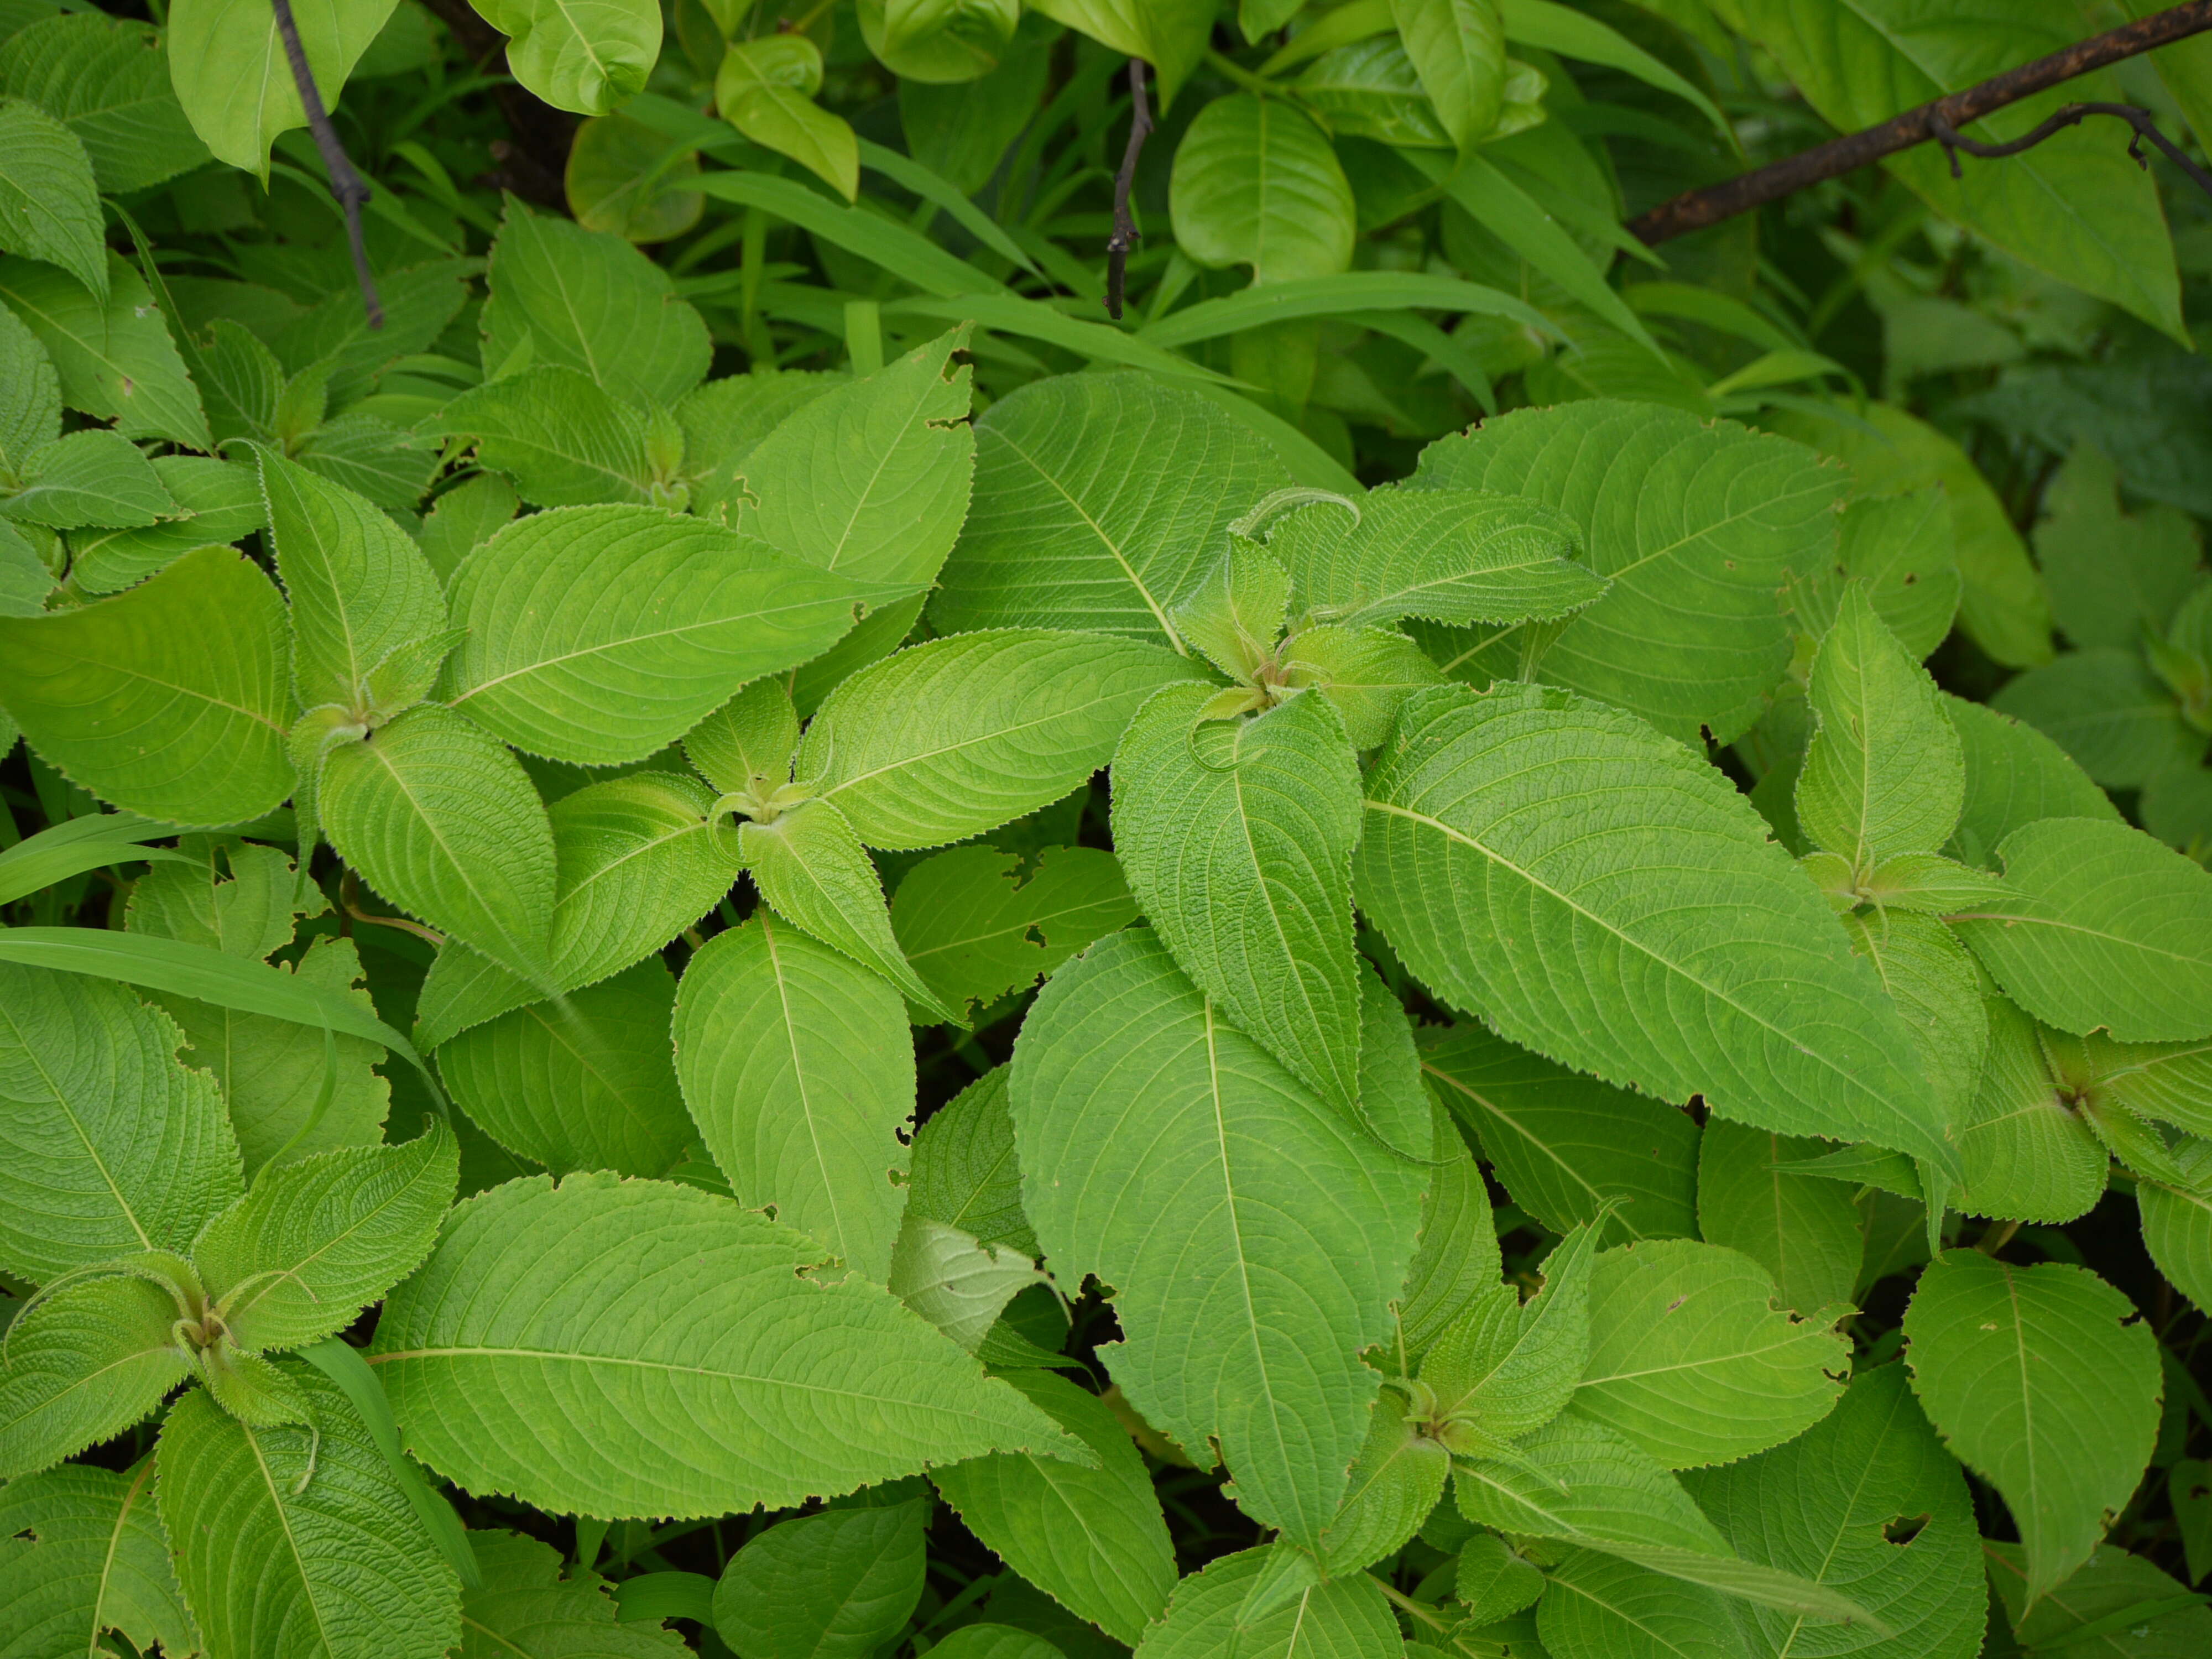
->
[267, 0, 384, 327]
[1105, 57, 1153, 321]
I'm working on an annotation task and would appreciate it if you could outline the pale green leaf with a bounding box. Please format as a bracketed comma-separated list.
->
[440, 960, 693, 1178]
[68, 456, 269, 597]
[1391, 1103, 1502, 1365]
[442, 504, 867, 766]
[1988, 1543, 2212, 1658]
[1943, 693, 2117, 868]
[0, 290, 58, 474]
[799, 629, 1198, 851]
[1321, 1394, 1450, 1577]
[0, 811, 191, 909]
[1902, 1250, 2161, 1606]
[0, 97, 106, 300]
[1695, 1118, 1864, 1317]
[1456, 1533, 1545, 1624]
[474, 0, 657, 113]
[1128, 1545, 1400, 1659]
[1391, 0, 1504, 147]
[1422, 1218, 1602, 1449]
[416, 472, 517, 586]
[1787, 487, 1961, 661]
[1359, 684, 1955, 1174]
[1454, 1413, 1730, 1554]
[0, 429, 171, 529]
[424, 366, 655, 508]
[1171, 538, 1290, 682]
[0, 254, 206, 447]
[686, 679, 799, 800]
[2084, 1034, 2212, 1138]
[1536, 1550, 1752, 1659]
[1170, 91, 1355, 283]
[565, 111, 705, 243]
[159, 1366, 461, 1659]
[2139, 1141, 2212, 1315]
[1024, 0, 1209, 106]
[888, 1215, 1044, 1349]
[0, 1277, 190, 1478]
[0, 1462, 195, 1659]
[1844, 903, 1988, 1153]
[677, 369, 844, 527]
[1956, 997, 2106, 1224]
[672, 913, 914, 1280]
[904, 1066, 1035, 1256]
[369, 1172, 1074, 1518]
[166, 0, 397, 172]
[1009, 928, 1425, 1548]
[711, 1501, 926, 1659]
[0, 542, 293, 826]
[0, 13, 208, 192]
[458, 1530, 688, 1658]
[719, 43, 859, 203]
[891, 844, 1137, 1024]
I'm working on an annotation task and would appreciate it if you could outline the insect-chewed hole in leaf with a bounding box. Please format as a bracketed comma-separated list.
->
[1881, 1512, 1930, 1546]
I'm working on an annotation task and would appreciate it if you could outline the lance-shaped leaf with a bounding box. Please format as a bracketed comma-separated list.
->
[797, 629, 1199, 851]
[1008, 928, 1425, 1548]
[0, 962, 242, 1281]
[0, 542, 293, 827]
[460, 1530, 686, 1658]
[440, 505, 869, 768]
[891, 844, 1138, 1024]
[932, 374, 1292, 645]
[0, 1462, 195, 1659]
[1950, 818, 2212, 1044]
[1797, 582, 1965, 872]
[1130, 1546, 1401, 1659]
[1903, 1250, 2161, 1606]
[1411, 400, 1844, 745]
[191, 1125, 457, 1354]
[0, 98, 107, 300]
[1988, 1543, 2212, 1656]
[0, 12, 210, 194]
[711, 1501, 927, 1659]
[1392, 1104, 1503, 1366]
[1392, 0, 1504, 147]
[422, 367, 655, 509]
[1358, 684, 1955, 1175]
[672, 914, 914, 1281]
[1279, 623, 1448, 749]
[1423, 1217, 1603, 1452]
[734, 327, 974, 589]
[0, 1276, 191, 1478]
[1269, 487, 1602, 631]
[159, 1367, 461, 1659]
[1569, 1239, 1850, 1470]
[933, 1368, 1177, 1645]
[904, 1066, 1035, 1256]
[1686, 1362, 1986, 1659]
[1112, 684, 1364, 1114]
[440, 961, 693, 1180]
[320, 705, 558, 987]
[740, 799, 955, 1019]
[1171, 538, 1291, 681]
[369, 1173, 1075, 1518]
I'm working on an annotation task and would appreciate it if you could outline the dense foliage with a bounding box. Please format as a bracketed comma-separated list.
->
[3, 0, 2212, 1655]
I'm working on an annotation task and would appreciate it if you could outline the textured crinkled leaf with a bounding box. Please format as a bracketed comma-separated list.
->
[1571, 1239, 1849, 1469]
[0, 1276, 189, 1478]
[0, 428, 171, 528]
[0, 962, 242, 1281]
[891, 844, 1137, 1024]
[1903, 1250, 2161, 1605]
[934, 1368, 1177, 1644]
[1456, 1532, 1544, 1624]
[1537, 1550, 1752, 1659]
[1361, 685, 1953, 1173]
[0, 98, 106, 300]
[1424, 1217, 1601, 1449]
[1171, 538, 1290, 682]
[711, 1501, 926, 1659]
[905, 1066, 1035, 1256]
[442, 505, 867, 767]
[1168, 94, 1354, 283]
[0, 292, 59, 477]
[458, 1530, 687, 1658]
[1113, 684, 1363, 1113]
[2140, 1143, 2212, 1316]
[158, 1366, 461, 1659]
[66, 455, 264, 594]
[424, 366, 655, 508]
[1988, 1543, 2212, 1658]
[1954, 995, 2106, 1223]
[1788, 486, 1961, 661]
[1412, 401, 1844, 744]
[441, 960, 692, 1179]
[684, 679, 799, 799]
[932, 374, 1292, 644]
[1951, 817, 2212, 1043]
[1129, 1545, 1399, 1659]
[1454, 1413, 1729, 1554]
[1942, 694, 2117, 868]
[416, 473, 517, 585]
[1990, 649, 2197, 790]
[1686, 1361, 1985, 1659]
[1844, 905, 1986, 1157]
[734, 327, 974, 589]
[0, 1462, 195, 1659]
[0, 13, 206, 192]
[1695, 1118, 1864, 1317]
[1281, 623, 1449, 748]
[799, 630, 1198, 850]
[166, 0, 397, 172]
[0, 543, 293, 826]
[1009, 928, 1424, 1548]
[369, 1173, 1073, 1518]
[0, 254, 204, 447]
[672, 914, 913, 1280]
[2086, 1034, 2212, 1138]
[1420, 1021, 1699, 1245]
[1391, 1102, 1501, 1365]
[888, 1215, 1044, 1349]
[321, 704, 557, 985]
[1317, 1390, 1450, 1575]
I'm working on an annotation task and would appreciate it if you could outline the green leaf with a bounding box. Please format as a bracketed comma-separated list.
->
[1951, 817, 2212, 1044]
[262, 450, 448, 711]
[1022, 0, 1210, 106]
[0, 961, 242, 1281]
[711, 1501, 927, 1659]
[1955, 993, 2109, 1227]
[717, 36, 858, 202]
[800, 630, 1197, 851]
[0, 540, 291, 825]
[0, 810, 189, 907]
[1318, 1390, 1450, 1574]
[677, 370, 844, 526]
[1570, 1239, 1849, 1470]
[166, 0, 398, 171]
[1788, 487, 1962, 662]
[1390, 0, 1504, 148]
[424, 366, 656, 508]
[1420, 1021, 1699, 1245]
[672, 913, 914, 1281]
[320, 703, 558, 985]
[1991, 649, 2197, 790]
[1423, 1219, 1603, 1452]
[566, 111, 705, 243]
[1279, 622, 1446, 749]
[192, 1125, 456, 1354]
[274, 258, 474, 409]
[1009, 928, 1425, 1548]
[1695, 1118, 1864, 1317]
[1797, 582, 1964, 872]
[1358, 684, 1956, 1175]
[904, 1066, 1035, 1256]
[1988, 1543, 2212, 1658]
[1391, 1104, 1503, 1365]
[1536, 1550, 1754, 1659]
[459, 1530, 687, 1658]
[1454, 1412, 1726, 1554]
[1112, 684, 1363, 1114]
[416, 472, 517, 585]
[67, 457, 267, 597]
[0, 288, 58, 473]
[482, 201, 708, 411]
[0, 97, 106, 300]
[1128, 1545, 1400, 1659]
[1684, 1361, 1987, 1659]
[441, 960, 693, 1179]
[469, 0, 656, 113]
[732, 328, 973, 589]
[0, 1462, 195, 1659]
[1170, 95, 1355, 284]
[891, 844, 1137, 1024]
[1903, 1249, 2161, 1606]
[933, 374, 1293, 645]
[1498, 0, 1731, 138]
[0, 1276, 191, 1478]
[1457, 1532, 1545, 1623]
[0, 13, 208, 192]
[888, 1215, 1045, 1349]
[158, 1365, 462, 1659]
[1411, 401, 1844, 744]
[441, 505, 867, 767]
[1135, 268, 1557, 351]
[2034, 443, 2204, 654]
[369, 1172, 1074, 1517]
[1943, 693, 2117, 868]
[2141, 1143, 2212, 1316]
[0, 429, 173, 528]
[0, 254, 206, 447]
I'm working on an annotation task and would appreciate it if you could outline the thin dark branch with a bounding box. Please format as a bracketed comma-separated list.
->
[1630, 0, 2212, 244]
[268, 0, 383, 326]
[1930, 100, 2212, 199]
[1105, 58, 1154, 321]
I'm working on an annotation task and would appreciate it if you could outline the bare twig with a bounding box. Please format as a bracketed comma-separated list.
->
[1929, 100, 2212, 198]
[1105, 58, 1154, 321]
[268, 0, 383, 326]
[1630, 0, 2212, 244]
